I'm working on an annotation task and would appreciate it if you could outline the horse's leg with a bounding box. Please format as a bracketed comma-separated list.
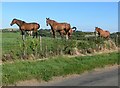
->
[21, 31, 25, 40]
[66, 35, 68, 40]
[31, 31, 33, 36]
[33, 31, 35, 38]
[64, 28, 69, 40]
[68, 34, 72, 39]
[21, 31, 24, 35]
[52, 30, 55, 38]
[23, 31, 26, 40]
[59, 31, 63, 38]
[66, 32, 69, 40]
[21, 30, 24, 40]
[36, 31, 38, 38]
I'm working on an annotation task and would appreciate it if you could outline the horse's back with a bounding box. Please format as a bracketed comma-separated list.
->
[61, 23, 70, 29]
[21, 22, 40, 31]
[101, 30, 110, 38]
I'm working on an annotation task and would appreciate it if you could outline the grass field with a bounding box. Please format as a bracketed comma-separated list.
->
[2, 51, 119, 85]
[1, 31, 119, 86]
[2, 31, 114, 61]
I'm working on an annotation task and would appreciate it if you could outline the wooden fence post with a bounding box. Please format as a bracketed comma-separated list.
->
[23, 40, 26, 56]
[116, 34, 118, 47]
[39, 36, 42, 51]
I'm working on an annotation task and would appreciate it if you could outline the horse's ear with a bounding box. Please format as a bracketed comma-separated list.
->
[46, 18, 48, 20]
[46, 18, 50, 20]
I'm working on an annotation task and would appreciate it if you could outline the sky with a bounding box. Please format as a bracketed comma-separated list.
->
[1, 0, 119, 2]
[1, 2, 118, 32]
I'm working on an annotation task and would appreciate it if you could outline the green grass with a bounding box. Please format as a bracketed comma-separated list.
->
[2, 32, 22, 53]
[2, 52, 119, 85]
[3, 32, 106, 61]
[2, 32, 86, 60]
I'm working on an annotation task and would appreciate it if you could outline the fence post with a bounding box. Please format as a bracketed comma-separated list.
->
[45, 45, 47, 57]
[35, 39, 38, 57]
[23, 40, 26, 56]
[116, 34, 118, 47]
[39, 36, 42, 51]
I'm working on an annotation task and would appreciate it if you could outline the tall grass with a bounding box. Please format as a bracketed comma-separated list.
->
[2, 52, 119, 85]
[2, 32, 118, 61]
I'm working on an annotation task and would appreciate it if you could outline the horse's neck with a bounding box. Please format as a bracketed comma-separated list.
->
[16, 21, 24, 27]
[49, 20, 58, 27]
[49, 24, 53, 29]
[98, 29, 103, 33]
[52, 20, 58, 25]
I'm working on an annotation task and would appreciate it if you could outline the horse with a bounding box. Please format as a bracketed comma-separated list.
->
[46, 18, 71, 39]
[59, 27, 77, 38]
[95, 27, 110, 39]
[10, 18, 40, 40]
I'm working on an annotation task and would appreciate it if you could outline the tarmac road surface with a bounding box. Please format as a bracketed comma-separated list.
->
[39, 65, 119, 86]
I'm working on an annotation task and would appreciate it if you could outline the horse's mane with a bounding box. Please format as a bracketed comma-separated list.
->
[99, 28, 103, 31]
[50, 19, 58, 23]
[99, 28, 109, 33]
[14, 18, 26, 23]
[12, 18, 26, 27]
[96, 27, 103, 31]
[96, 27, 110, 34]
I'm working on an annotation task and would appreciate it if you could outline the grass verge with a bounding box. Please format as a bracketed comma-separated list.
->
[2, 52, 119, 85]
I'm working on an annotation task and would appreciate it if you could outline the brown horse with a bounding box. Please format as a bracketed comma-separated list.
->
[95, 27, 110, 39]
[59, 27, 77, 38]
[46, 18, 71, 39]
[10, 18, 40, 39]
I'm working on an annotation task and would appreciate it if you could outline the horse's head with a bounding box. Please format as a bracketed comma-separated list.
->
[95, 27, 99, 32]
[46, 18, 50, 26]
[10, 18, 17, 26]
[10, 18, 25, 27]
[94, 27, 100, 36]
[95, 27, 101, 33]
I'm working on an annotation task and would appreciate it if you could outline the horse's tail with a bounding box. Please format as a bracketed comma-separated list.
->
[37, 23, 40, 29]
[72, 27, 77, 31]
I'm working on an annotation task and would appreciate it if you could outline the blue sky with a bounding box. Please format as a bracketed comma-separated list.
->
[2, 2, 118, 32]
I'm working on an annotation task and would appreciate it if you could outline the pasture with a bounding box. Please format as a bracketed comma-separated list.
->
[1, 30, 119, 85]
[2, 30, 119, 61]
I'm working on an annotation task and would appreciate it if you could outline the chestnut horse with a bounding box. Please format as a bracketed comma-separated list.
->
[10, 18, 40, 39]
[59, 27, 77, 38]
[95, 27, 110, 39]
[46, 18, 71, 39]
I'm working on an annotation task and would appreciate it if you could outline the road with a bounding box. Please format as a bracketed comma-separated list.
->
[16, 65, 119, 86]
[39, 65, 119, 86]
